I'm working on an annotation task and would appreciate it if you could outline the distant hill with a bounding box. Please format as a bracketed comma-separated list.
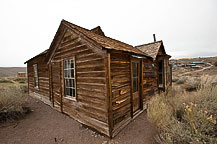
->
[0, 67, 26, 78]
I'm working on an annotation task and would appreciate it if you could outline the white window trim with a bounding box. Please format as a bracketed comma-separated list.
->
[63, 57, 76, 100]
[33, 64, 39, 89]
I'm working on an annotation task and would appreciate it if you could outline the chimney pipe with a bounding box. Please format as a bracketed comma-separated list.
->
[153, 34, 156, 42]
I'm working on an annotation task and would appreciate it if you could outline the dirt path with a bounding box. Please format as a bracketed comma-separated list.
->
[179, 63, 213, 76]
[0, 97, 158, 144]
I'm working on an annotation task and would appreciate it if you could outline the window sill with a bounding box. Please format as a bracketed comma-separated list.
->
[158, 84, 163, 88]
[64, 96, 76, 101]
[34, 86, 39, 89]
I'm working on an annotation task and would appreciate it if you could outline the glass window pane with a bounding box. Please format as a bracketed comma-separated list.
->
[67, 70, 70, 78]
[71, 69, 74, 78]
[133, 62, 138, 77]
[72, 89, 75, 97]
[69, 79, 72, 87]
[69, 88, 72, 96]
[71, 60, 74, 68]
[67, 88, 70, 96]
[68, 60, 71, 69]
[133, 78, 137, 92]
[72, 79, 75, 88]
[67, 79, 70, 87]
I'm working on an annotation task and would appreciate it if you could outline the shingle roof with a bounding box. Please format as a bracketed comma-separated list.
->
[90, 26, 105, 36]
[62, 20, 148, 56]
[136, 41, 163, 60]
[24, 49, 48, 64]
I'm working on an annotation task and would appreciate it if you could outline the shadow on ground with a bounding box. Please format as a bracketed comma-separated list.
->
[0, 97, 158, 144]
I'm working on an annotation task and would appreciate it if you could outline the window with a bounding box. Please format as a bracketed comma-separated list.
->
[132, 62, 139, 93]
[158, 60, 163, 85]
[33, 64, 39, 88]
[64, 59, 76, 98]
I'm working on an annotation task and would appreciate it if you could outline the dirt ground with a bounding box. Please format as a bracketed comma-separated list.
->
[0, 97, 158, 144]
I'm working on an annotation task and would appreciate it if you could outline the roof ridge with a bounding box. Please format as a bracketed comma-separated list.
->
[135, 40, 162, 47]
[62, 19, 151, 57]
[62, 19, 135, 48]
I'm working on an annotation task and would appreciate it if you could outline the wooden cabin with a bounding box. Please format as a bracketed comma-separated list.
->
[17, 72, 26, 78]
[25, 20, 172, 138]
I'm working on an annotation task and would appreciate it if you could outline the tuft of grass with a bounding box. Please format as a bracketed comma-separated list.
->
[148, 75, 217, 143]
[0, 85, 29, 123]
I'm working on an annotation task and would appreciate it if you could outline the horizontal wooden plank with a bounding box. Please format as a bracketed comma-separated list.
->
[77, 88, 105, 99]
[77, 77, 105, 84]
[77, 71, 105, 77]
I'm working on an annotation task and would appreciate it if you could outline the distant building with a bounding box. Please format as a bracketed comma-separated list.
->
[192, 61, 204, 64]
[17, 72, 26, 78]
[186, 64, 196, 67]
[192, 66, 201, 69]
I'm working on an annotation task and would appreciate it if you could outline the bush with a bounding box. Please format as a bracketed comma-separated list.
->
[147, 76, 217, 143]
[183, 77, 201, 92]
[172, 77, 179, 82]
[14, 78, 27, 84]
[20, 84, 28, 93]
[176, 79, 186, 84]
[214, 61, 217, 67]
[0, 78, 12, 83]
[0, 86, 29, 123]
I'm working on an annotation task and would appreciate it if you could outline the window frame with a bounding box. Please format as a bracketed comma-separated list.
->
[33, 64, 39, 88]
[63, 57, 76, 100]
[132, 61, 139, 93]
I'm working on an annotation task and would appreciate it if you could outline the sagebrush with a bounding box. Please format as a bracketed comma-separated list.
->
[148, 75, 217, 144]
[0, 85, 28, 122]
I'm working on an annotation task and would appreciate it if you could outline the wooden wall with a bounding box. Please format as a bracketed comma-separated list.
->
[26, 28, 171, 137]
[109, 51, 132, 136]
[50, 30, 109, 135]
[27, 55, 50, 105]
[142, 59, 158, 103]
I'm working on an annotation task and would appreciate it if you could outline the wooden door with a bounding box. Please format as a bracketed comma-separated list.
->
[131, 60, 141, 114]
[51, 61, 63, 111]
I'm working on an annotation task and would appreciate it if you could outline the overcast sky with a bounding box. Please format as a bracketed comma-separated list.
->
[1, 0, 217, 67]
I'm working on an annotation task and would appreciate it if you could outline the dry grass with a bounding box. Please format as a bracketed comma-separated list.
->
[148, 75, 217, 143]
[0, 85, 29, 123]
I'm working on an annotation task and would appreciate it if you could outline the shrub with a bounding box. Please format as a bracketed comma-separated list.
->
[214, 61, 217, 67]
[172, 77, 179, 82]
[176, 78, 186, 84]
[183, 77, 201, 92]
[0, 85, 29, 122]
[20, 84, 28, 93]
[0, 78, 12, 83]
[147, 76, 217, 143]
[13, 78, 27, 84]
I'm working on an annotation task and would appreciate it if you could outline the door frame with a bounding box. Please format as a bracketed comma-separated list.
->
[130, 57, 143, 117]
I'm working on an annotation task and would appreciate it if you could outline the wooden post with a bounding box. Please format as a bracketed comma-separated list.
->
[59, 61, 63, 112]
[49, 63, 52, 101]
[140, 60, 143, 110]
[106, 52, 113, 138]
[51, 62, 54, 107]
[130, 57, 133, 118]
[27, 64, 30, 94]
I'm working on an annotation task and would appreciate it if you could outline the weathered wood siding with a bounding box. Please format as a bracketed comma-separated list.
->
[142, 59, 158, 103]
[51, 30, 109, 135]
[27, 55, 50, 104]
[110, 51, 131, 136]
